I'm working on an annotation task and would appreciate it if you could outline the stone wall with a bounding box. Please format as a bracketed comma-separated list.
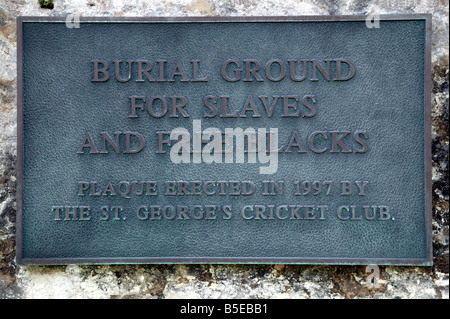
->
[0, 0, 448, 299]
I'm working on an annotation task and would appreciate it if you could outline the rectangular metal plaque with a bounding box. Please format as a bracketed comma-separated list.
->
[17, 15, 432, 265]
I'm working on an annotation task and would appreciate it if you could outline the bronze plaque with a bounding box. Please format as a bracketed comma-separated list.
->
[17, 16, 432, 265]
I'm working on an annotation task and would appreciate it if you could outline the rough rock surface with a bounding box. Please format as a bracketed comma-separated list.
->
[0, 0, 448, 299]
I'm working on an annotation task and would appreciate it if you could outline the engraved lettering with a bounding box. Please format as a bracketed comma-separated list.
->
[311, 59, 331, 81]
[191, 60, 209, 82]
[113, 60, 133, 82]
[341, 181, 352, 196]
[379, 206, 390, 220]
[203, 95, 218, 118]
[335, 59, 355, 81]
[302, 95, 316, 118]
[285, 131, 307, 153]
[308, 131, 328, 153]
[265, 59, 286, 82]
[168, 61, 189, 82]
[91, 60, 109, 82]
[240, 96, 262, 118]
[156, 131, 171, 154]
[258, 95, 279, 117]
[355, 181, 369, 195]
[52, 206, 63, 221]
[331, 131, 352, 153]
[282, 96, 300, 117]
[100, 132, 121, 154]
[244, 59, 263, 82]
[170, 96, 190, 118]
[288, 59, 307, 82]
[221, 59, 241, 82]
[124, 132, 145, 154]
[77, 133, 98, 154]
[222, 205, 233, 220]
[136, 60, 154, 82]
[129, 96, 145, 118]
[354, 131, 369, 153]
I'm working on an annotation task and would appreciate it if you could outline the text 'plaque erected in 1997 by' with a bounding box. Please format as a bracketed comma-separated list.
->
[17, 16, 432, 265]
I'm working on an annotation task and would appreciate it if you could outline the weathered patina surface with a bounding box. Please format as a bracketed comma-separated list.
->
[1, 0, 448, 299]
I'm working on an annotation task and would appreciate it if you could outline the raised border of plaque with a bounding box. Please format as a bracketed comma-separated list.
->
[16, 15, 432, 265]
